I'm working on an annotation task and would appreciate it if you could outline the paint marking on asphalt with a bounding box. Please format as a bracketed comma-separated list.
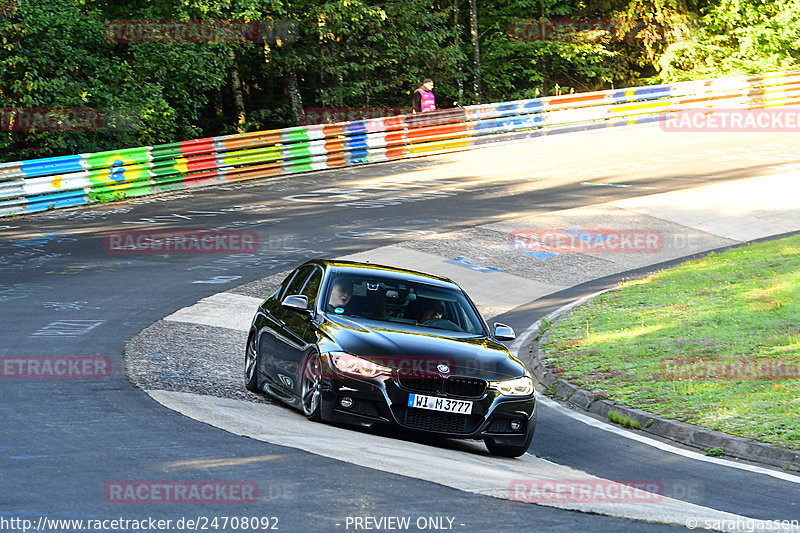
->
[159, 455, 286, 471]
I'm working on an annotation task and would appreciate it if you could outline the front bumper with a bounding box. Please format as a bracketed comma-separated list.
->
[318, 372, 536, 445]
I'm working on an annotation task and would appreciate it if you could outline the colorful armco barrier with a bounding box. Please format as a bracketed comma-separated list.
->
[2, 70, 800, 217]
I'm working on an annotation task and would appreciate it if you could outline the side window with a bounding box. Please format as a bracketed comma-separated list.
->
[300, 268, 323, 309]
[273, 276, 291, 302]
[275, 268, 299, 301]
[284, 265, 314, 297]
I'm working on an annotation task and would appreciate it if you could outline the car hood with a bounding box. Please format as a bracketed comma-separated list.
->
[319, 314, 526, 380]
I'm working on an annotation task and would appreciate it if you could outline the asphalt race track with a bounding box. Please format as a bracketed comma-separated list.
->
[2, 125, 800, 533]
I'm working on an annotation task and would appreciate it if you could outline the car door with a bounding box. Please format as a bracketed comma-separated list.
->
[259, 264, 315, 389]
[279, 266, 324, 397]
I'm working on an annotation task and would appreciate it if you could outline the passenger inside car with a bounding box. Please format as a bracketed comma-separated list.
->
[418, 299, 445, 323]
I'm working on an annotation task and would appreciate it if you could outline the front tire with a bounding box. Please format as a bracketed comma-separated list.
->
[244, 333, 260, 393]
[301, 352, 323, 421]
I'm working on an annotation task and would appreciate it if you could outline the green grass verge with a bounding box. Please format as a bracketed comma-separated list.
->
[608, 410, 641, 430]
[544, 234, 800, 450]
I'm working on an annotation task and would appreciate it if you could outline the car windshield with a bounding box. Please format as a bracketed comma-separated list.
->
[323, 273, 486, 335]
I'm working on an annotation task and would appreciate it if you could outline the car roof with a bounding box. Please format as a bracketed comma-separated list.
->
[309, 259, 458, 288]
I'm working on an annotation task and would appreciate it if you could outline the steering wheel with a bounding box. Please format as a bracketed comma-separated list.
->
[419, 318, 462, 332]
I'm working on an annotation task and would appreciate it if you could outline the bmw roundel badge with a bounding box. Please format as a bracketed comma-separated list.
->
[437, 364, 450, 374]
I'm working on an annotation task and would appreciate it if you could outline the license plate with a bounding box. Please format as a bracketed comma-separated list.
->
[407, 393, 473, 415]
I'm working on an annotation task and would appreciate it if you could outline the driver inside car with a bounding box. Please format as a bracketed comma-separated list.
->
[327, 279, 353, 312]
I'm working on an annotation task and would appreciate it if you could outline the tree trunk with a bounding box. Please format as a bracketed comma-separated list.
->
[540, 0, 546, 96]
[214, 89, 224, 119]
[286, 60, 304, 125]
[228, 49, 246, 134]
[469, 0, 481, 103]
[275, 43, 304, 125]
[454, 0, 463, 102]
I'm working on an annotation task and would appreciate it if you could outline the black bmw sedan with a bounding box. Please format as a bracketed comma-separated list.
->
[244, 259, 536, 457]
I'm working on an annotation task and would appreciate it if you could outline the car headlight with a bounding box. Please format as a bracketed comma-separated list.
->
[328, 352, 392, 378]
[490, 376, 534, 396]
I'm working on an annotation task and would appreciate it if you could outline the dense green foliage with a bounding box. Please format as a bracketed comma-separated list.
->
[658, 0, 800, 81]
[0, 0, 797, 162]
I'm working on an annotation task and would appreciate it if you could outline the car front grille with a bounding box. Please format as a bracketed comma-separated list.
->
[396, 373, 487, 399]
[444, 377, 487, 398]
[397, 372, 442, 394]
[403, 409, 473, 434]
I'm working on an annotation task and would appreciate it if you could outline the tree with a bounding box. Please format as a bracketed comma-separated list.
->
[1, 0, 797, 163]
[0, 0, 181, 160]
[657, 0, 800, 81]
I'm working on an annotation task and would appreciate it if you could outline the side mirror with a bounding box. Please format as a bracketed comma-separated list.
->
[282, 295, 310, 314]
[493, 323, 516, 341]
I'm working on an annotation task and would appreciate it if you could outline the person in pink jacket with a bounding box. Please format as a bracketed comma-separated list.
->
[412, 78, 436, 113]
